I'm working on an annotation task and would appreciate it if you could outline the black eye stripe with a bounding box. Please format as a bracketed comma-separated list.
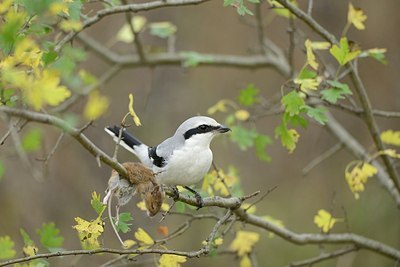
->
[183, 125, 219, 140]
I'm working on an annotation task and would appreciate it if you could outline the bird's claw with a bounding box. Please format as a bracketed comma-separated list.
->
[194, 193, 204, 210]
[172, 186, 180, 201]
[184, 186, 203, 210]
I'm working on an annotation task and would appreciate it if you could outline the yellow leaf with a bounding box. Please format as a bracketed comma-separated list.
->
[268, 0, 297, 18]
[84, 90, 109, 120]
[345, 161, 377, 199]
[132, 16, 147, 32]
[229, 231, 260, 256]
[14, 38, 43, 68]
[21, 70, 71, 110]
[262, 215, 285, 238]
[134, 228, 153, 246]
[159, 254, 187, 267]
[235, 109, 250, 121]
[117, 24, 134, 43]
[214, 237, 223, 246]
[381, 130, 400, 146]
[202, 171, 217, 196]
[136, 201, 147, 211]
[294, 77, 321, 92]
[313, 209, 342, 233]
[310, 42, 331, 50]
[211, 168, 238, 197]
[73, 216, 104, 249]
[128, 93, 142, 126]
[208, 99, 229, 115]
[305, 39, 318, 70]
[0, 0, 13, 13]
[381, 149, 400, 159]
[161, 203, 170, 211]
[59, 20, 82, 32]
[49, 2, 69, 15]
[242, 203, 256, 214]
[240, 255, 252, 267]
[348, 3, 367, 30]
[123, 239, 136, 249]
[22, 245, 38, 257]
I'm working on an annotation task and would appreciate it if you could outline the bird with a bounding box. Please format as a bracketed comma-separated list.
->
[105, 116, 230, 206]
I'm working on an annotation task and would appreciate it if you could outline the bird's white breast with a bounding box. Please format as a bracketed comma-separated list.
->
[154, 134, 214, 186]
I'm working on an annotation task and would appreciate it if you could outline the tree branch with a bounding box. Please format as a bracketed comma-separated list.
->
[275, 0, 337, 44]
[324, 112, 400, 207]
[276, 0, 400, 193]
[0, 247, 206, 267]
[287, 246, 358, 267]
[233, 208, 400, 261]
[55, 0, 212, 52]
[0, 106, 129, 179]
[76, 32, 291, 77]
[349, 63, 400, 190]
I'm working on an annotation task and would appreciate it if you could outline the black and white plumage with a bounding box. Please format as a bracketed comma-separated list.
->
[105, 116, 230, 186]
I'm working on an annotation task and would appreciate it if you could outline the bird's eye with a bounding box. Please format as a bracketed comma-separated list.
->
[199, 124, 208, 130]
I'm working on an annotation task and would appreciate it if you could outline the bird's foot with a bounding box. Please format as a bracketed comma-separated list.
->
[172, 186, 180, 201]
[184, 186, 204, 209]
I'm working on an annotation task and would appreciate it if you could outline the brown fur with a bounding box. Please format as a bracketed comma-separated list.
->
[111, 162, 164, 217]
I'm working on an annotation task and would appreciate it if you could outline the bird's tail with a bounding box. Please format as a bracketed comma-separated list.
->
[105, 126, 144, 153]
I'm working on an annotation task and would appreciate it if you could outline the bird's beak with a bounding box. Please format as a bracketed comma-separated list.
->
[217, 125, 231, 133]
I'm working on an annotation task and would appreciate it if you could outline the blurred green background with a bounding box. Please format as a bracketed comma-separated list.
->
[1, 1, 399, 266]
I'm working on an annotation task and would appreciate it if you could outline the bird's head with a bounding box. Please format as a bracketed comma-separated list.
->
[175, 116, 230, 147]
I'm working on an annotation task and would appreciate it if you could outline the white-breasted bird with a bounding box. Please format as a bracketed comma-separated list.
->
[105, 116, 230, 206]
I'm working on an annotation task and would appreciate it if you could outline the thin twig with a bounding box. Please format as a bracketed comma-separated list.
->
[288, 16, 296, 78]
[307, 0, 313, 16]
[54, 0, 212, 52]
[37, 133, 64, 166]
[121, 0, 146, 62]
[255, 2, 266, 53]
[302, 143, 343, 175]
[244, 185, 278, 212]
[287, 246, 358, 267]
[0, 119, 28, 146]
[75, 32, 291, 77]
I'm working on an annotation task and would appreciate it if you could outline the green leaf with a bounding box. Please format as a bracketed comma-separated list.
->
[360, 48, 388, 64]
[0, 161, 4, 181]
[180, 52, 214, 67]
[230, 126, 258, 150]
[238, 84, 259, 106]
[68, 0, 83, 21]
[0, 11, 26, 53]
[305, 106, 327, 125]
[0, 236, 16, 259]
[254, 134, 272, 162]
[281, 91, 305, 115]
[20, 228, 35, 246]
[42, 50, 58, 66]
[90, 192, 106, 216]
[285, 113, 308, 129]
[321, 80, 352, 103]
[20, 0, 56, 16]
[275, 124, 299, 153]
[297, 68, 317, 79]
[224, 0, 256, 16]
[115, 212, 133, 233]
[22, 127, 42, 152]
[37, 222, 64, 251]
[329, 37, 361, 66]
[149, 22, 177, 38]
[175, 201, 186, 213]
